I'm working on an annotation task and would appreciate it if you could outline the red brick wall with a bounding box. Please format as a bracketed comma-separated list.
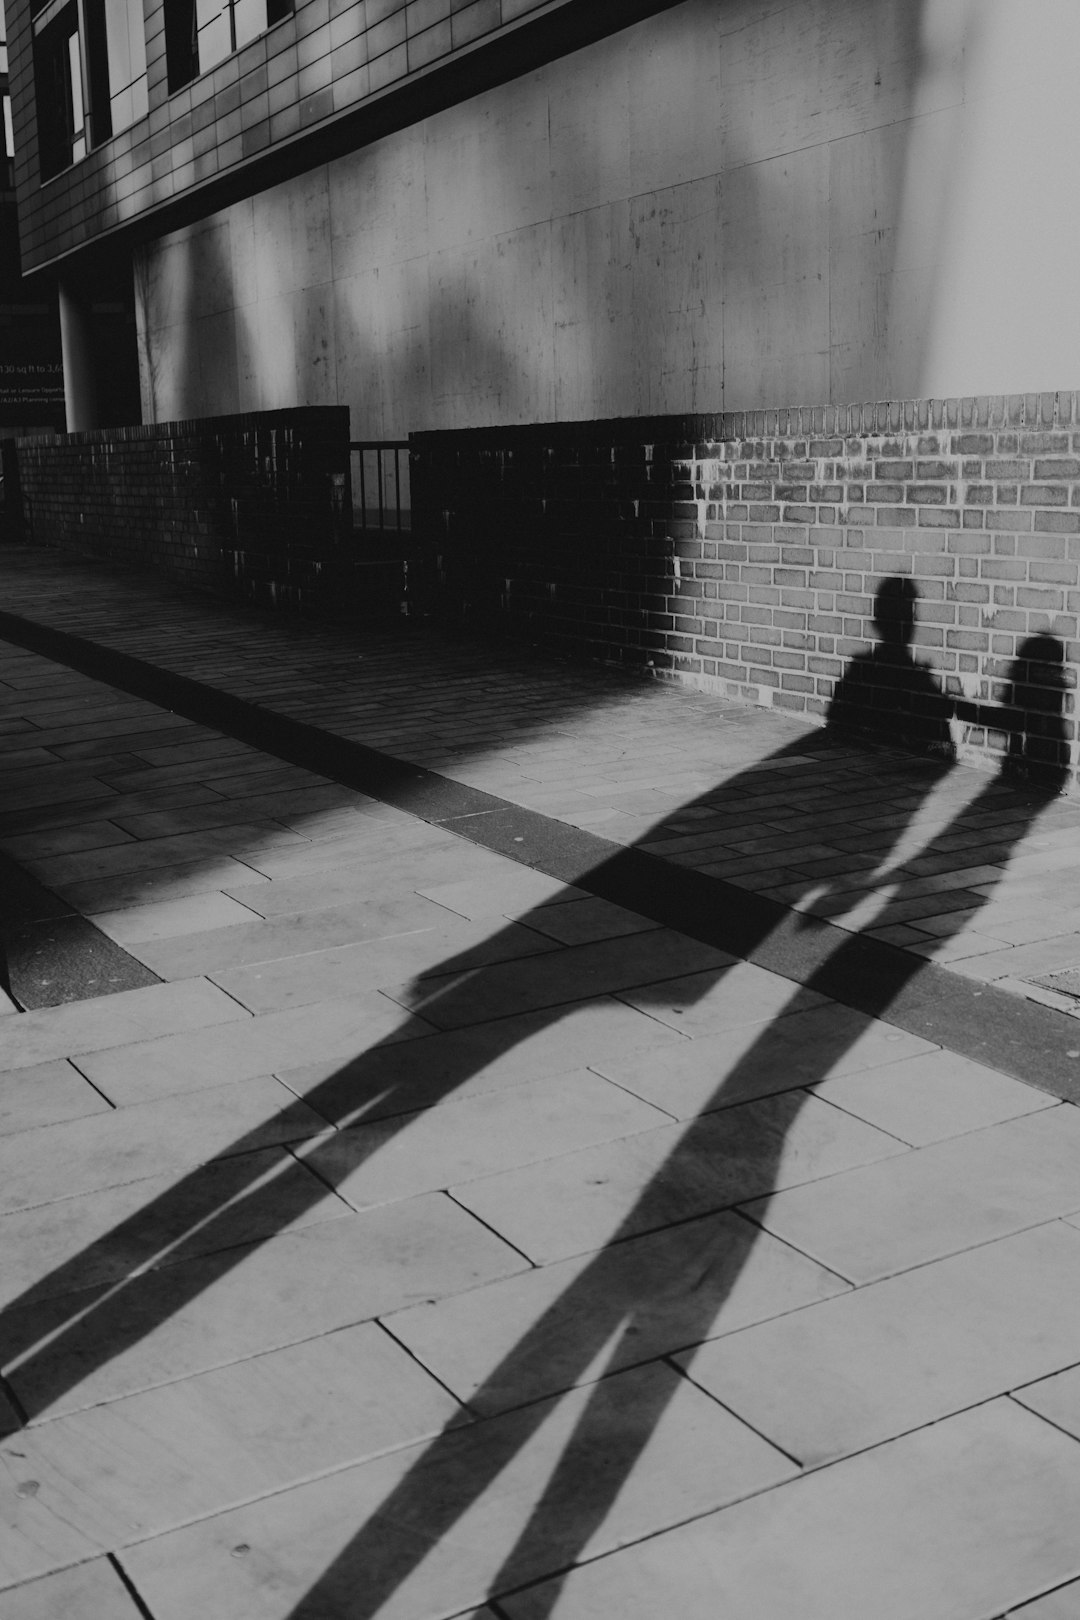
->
[412, 392, 1080, 789]
[12, 406, 367, 613]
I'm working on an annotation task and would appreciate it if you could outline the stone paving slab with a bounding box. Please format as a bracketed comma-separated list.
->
[1008, 1586, 1080, 1620]
[0, 1147, 347, 1307]
[276, 997, 688, 1127]
[746, 1103, 1080, 1283]
[0, 1076, 328, 1214]
[4, 1195, 527, 1421]
[209, 918, 565, 1014]
[0, 1558, 146, 1617]
[72, 995, 431, 1106]
[3, 551, 1080, 1617]
[0, 1324, 463, 1553]
[117, 1362, 797, 1620]
[590, 1001, 938, 1118]
[452, 1091, 906, 1265]
[299, 1070, 669, 1212]
[677, 1219, 1080, 1466]
[0, 1059, 111, 1137]
[810, 1047, 1057, 1145]
[499, 1401, 1080, 1620]
[0, 978, 250, 1072]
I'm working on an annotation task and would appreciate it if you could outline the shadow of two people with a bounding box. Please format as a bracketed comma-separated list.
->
[827, 576, 1071, 793]
[0, 576, 1073, 1619]
[283, 579, 1076, 1618]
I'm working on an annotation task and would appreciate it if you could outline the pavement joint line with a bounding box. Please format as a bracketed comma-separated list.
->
[1, 607, 1079, 1102]
[106, 1553, 158, 1620]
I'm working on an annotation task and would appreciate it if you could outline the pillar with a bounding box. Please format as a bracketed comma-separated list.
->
[57, 275, 100, 432]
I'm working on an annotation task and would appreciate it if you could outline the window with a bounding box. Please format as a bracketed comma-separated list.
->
[33, 0, 84, 178]
[166, 0, 289, 92]
[0, 0, 13, 187]
[33, 0, 146, 178]
[2, 96, 14, 187]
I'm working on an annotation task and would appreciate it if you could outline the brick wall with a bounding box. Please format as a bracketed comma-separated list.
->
[412, 392, 1080, 790]
[11, 405, 391, 615]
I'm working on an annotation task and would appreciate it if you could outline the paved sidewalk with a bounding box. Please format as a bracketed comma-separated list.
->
[2, 545, 1080, 1617]
[4, 547, 1080, 1003]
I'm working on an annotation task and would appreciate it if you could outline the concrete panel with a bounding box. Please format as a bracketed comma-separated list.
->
[721, 144, 829, 412]
[551, 201, 634, 424]
[917, 1, 1080, 398]
[827, 118, 907, 403]
[186, 222, 240, 320]
[873, 263, 937, 410]
[333, 257, 430, 438]
[191, 306, 241, 417]
[372, 255, 431, 440]
[291, 166, 334, 297]
[629, 177, 723, 417]
[428, 224, 554, 429]
[236, 295, 296, 411]
[331, 266, 383, 436]
[228, 198, 259, 310]
[292, 285, 337, 407]
[329, 131, 428, 278]
[627, 1, 723, 200]
[136, 0, 1080, 433]
[719, 0, 932, 172]
[140, 224, 219, 332]
[548, 37, 628, 220]
[251, 186, 298, 302]
[425, 72, 552, 251]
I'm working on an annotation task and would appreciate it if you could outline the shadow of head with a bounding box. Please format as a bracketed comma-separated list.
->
[1005, 634, 1072, 792]
[873, 575, 919, 656]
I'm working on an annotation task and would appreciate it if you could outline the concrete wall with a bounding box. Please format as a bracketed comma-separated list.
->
[133, 0, 1080, 437]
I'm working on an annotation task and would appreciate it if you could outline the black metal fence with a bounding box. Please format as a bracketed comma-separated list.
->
[350, 440, 411, 536]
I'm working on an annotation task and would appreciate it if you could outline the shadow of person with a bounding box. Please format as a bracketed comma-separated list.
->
[0, 734, 864, 1425]
[0, 690, 957, 1428]
[281, 637, 1074, 1620]
[0, 616, 1071, 1620]
[826, 576, 954, 761]
[1005, 634, 1072, 791]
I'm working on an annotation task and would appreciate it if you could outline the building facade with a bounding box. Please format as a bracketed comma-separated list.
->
[0, 0, 66, 437]
[7, 0, 1080, 439]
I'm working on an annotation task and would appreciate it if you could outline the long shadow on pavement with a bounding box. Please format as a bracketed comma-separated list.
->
[0, 625, 1071, 1618]
[287, 702, 1068, 1619]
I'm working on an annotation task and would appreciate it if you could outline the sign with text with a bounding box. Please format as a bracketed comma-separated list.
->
[0, 361, 65, 426]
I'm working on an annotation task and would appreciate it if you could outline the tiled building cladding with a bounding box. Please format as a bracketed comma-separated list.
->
[7, 0, 603, 273]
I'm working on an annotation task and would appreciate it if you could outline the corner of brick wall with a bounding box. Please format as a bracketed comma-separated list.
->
[11, 407, 357, 611]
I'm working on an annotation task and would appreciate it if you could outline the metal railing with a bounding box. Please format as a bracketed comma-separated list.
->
[350, 440, 411, 536]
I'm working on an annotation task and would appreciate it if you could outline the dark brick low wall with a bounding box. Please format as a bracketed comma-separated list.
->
[8, 407, 402, 616]
[412, 392, 1080, 790]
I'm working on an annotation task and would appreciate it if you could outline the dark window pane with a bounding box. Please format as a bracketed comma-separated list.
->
[82, 0, 113, 144]
[164, 0, 198, 90]
[33, 4, 81, 179]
